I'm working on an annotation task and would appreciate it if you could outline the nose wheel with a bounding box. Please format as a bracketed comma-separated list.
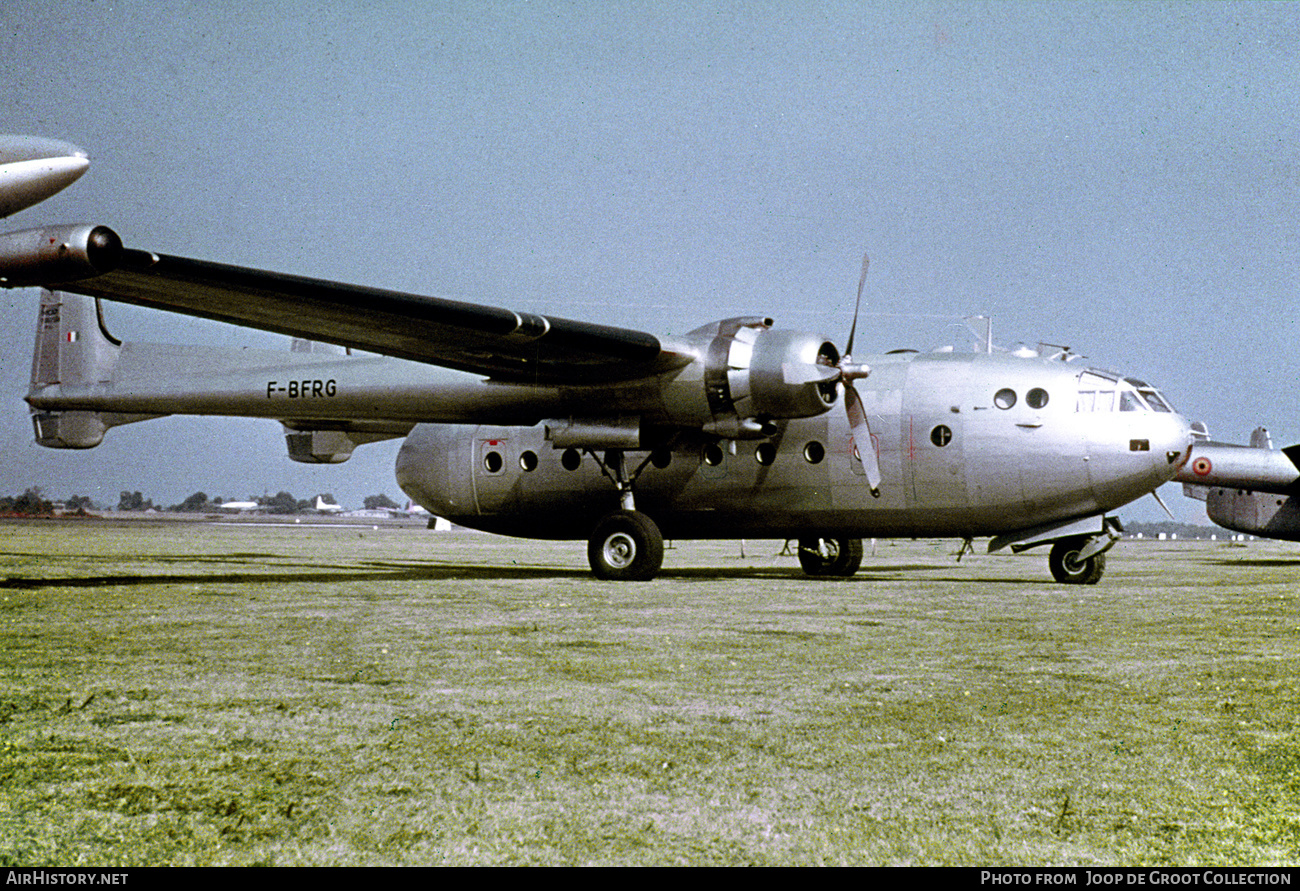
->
[1048, 536, 1107, 585]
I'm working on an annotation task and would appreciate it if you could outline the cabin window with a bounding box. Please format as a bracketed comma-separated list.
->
[755, 443, 777, 466]
[1078, 390, 1116, 412]
[803, 441, 825, 464]
[561, 448, 582, 471]
[483, 450, 504, 474]
[1027, 388, 1049, 409]
[651, 449, 672, 469]
[519, 450, 538, 472]
[930, 425, 953, 447]
[702, 444, 724, 466]
[994, 388, 1016, 410]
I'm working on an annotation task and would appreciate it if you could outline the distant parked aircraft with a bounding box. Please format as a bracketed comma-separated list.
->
[216, 500, 261, 513]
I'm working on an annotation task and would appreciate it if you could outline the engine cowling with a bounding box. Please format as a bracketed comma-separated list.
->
[0, 224, 122, 287]
[697, 317, 839, 437]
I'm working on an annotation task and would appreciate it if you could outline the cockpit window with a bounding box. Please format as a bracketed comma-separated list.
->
[1077, 371, 1175, 413]
[1123, 377, 1174, 412]
[1143, 391, 1172, 412]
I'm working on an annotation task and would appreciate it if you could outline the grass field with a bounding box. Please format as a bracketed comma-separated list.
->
[0, 519, 1298, 866]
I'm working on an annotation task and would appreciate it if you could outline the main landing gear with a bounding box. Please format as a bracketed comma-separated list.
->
[584, 449, 665, 581]
[796, 537, 864, 577]
[588, 510, 664, 581]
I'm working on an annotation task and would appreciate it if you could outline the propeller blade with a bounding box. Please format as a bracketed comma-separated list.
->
[844, 379, 881, 497]
[1150, 487, 1176, 520]
[845, 253, 868, 359]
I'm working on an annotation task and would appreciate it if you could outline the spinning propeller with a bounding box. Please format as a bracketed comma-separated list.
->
[837, 254, 881, 497]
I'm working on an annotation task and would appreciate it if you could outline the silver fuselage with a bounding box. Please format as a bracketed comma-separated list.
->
[394, 351, 1191, 540]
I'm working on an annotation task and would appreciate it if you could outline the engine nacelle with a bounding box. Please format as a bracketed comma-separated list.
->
[695, 317, 839, 437]
[284, 429, 358, 464]
[1206, 488, 1300, 542]
[0, 224, 122, 287]
[31, 410, 106, 449]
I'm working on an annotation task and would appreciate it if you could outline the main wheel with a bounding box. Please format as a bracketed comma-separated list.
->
[797, 537, 864, 577]
[588, 511, 664, 581]
[1048, 537, 1106, 585]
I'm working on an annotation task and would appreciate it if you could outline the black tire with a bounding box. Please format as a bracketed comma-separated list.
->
[1048, 538, 1106, 585]
[797, 537, 864, 577]
[588, 511, 664, 581]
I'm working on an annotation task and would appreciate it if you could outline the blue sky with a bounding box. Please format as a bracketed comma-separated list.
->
[1, 1, 1295, 520]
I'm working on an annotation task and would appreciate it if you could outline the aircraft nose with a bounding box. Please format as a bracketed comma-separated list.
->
[1156, 413, 1195, 478]
[0, 139, 91, 219]
[41, 154, 90, 186]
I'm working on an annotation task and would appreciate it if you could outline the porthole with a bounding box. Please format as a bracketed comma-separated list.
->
[994, 388, 1017, 410]
[755, 442, 776, 466]
[702, 443, 724, 466]
[483, 450, 504, 473]
[561, 448, 582, 471]
[930, 425, 953, 447]
[1027, 387, 1049, 409]
[803, 441, 825, 464]
[651, 449, 672, 469]
[519, 450, 538, 472]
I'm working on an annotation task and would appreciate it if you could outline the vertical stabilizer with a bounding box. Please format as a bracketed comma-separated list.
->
[29, 289, 122, 448]
[1250, 426, 1273, 450]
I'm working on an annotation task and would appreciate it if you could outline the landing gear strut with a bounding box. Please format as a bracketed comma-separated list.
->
[797, 537, 864, 577]
[584, 448, 665, 581]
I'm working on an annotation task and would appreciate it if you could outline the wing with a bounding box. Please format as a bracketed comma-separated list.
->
[1, 224, 689, 383]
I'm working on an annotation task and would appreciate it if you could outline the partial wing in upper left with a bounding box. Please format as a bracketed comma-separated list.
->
[0, 223, 691, 384]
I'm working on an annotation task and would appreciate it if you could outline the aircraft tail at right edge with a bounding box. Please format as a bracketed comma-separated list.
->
[1177, 425, 1300, 541]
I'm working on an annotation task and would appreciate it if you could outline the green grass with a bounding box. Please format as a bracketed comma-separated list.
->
[0, 520, 1298, 865]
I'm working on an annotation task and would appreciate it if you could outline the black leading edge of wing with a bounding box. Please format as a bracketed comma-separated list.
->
[54, 245, 689, 384]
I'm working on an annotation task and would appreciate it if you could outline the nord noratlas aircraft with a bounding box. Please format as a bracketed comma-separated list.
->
[0, 138, 1195, 582]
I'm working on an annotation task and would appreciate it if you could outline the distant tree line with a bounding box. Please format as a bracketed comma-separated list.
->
[0, 488, 54, 516]
[0, 488, 404, 516]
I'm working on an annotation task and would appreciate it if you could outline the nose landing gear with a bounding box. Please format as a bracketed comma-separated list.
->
[989, 514, 1122, 585]
[1048, 536, 1107, 585]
